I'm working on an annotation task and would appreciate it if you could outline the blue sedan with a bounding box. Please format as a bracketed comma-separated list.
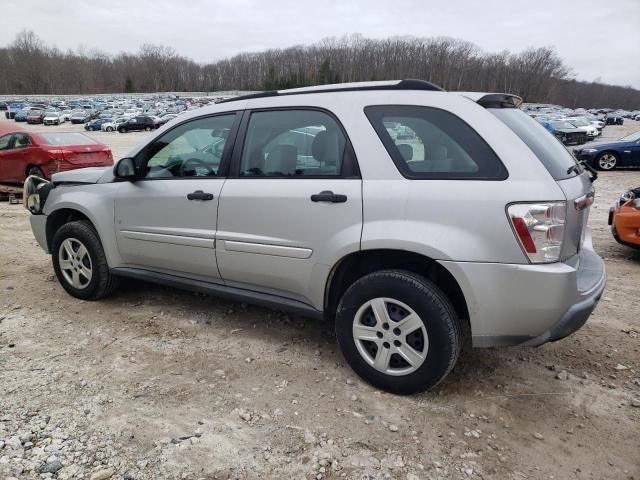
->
[14, 110, 29, 122]
[84, 118, 112, 131]
[574, 131, 640, 170]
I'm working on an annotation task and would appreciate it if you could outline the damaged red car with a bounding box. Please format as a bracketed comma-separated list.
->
[609, 187, 640, 250]
[0, 129, 113, 182]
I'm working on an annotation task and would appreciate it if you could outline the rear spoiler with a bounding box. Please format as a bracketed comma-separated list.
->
[455, 92, 523, 109]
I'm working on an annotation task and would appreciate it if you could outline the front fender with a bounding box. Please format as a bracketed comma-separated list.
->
[43, 183, 123, 267]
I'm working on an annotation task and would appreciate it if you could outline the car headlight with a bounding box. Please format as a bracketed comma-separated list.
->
[582, 148, 598, 154]
[23, 176, 52, 214]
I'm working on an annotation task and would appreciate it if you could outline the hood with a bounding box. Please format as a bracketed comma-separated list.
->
[577, 140, 630, 151]
[51, 167, 110, 184]
[555, 127, 584, 134]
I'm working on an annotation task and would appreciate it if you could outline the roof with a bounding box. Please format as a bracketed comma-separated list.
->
[0, 120, 24, 136]
[218, 79, 445, 103]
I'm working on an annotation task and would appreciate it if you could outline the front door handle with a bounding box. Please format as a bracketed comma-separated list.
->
[310, 190, 347, 203]
[187, 190, 214, 201]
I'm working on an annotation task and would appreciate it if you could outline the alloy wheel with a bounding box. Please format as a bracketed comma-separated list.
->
[352, 297, 428, 376]
[598, 153, 617, 170]
[58, 238, 92, 289]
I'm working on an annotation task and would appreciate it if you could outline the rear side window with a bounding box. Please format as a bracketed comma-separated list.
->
[39, 133, 97, 145]
[489, 108, 580, 180]
[365, 105, 507, 180]
[239, 110, 349, 177]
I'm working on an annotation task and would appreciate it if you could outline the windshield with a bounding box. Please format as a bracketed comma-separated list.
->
[567, 118, 589, 127]
[490, 108, 581, 180]
[38, 133, 98, 146]
[620, 131, 640, 142]
[551, 121, 575, 130]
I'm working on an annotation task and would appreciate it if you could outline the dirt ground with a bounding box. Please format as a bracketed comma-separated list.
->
[0, 118, 639, 480]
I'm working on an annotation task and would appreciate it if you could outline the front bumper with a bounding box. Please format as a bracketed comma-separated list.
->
[29, 214, 49, 253]
[440, 228, 606, 347]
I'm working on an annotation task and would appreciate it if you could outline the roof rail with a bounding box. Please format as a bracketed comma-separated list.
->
[218, 79, 445, 103]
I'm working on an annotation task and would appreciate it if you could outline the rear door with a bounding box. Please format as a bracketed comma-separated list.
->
[216, 108, 362, 305]
[114, 112, 240, 279]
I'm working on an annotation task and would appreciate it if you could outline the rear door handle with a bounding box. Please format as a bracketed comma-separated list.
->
[310, 190, 347, 203]
[187, 190, 214, 201]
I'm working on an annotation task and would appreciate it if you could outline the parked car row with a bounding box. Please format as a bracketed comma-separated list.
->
[521, 103, 640, 145]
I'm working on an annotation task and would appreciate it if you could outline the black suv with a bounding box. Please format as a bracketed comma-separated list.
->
[118, 116, 156, 133]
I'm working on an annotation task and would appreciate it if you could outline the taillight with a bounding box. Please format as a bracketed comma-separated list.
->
[508, 202, 566, 263]
[104, 149, 114, 163]
[47, 149, 65, 173]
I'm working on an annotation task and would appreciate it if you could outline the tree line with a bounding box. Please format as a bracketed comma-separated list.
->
[1, 31, 638, 109]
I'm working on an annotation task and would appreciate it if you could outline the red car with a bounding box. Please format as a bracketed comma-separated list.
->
[26, 110, 45, 124]
[0, 129, 113, 183]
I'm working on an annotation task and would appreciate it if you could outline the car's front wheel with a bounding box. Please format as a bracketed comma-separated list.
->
[51, 221, 119, 300]
[106, 127, 113, 132]
[596, 152, 618, 170]
[335, 270, 462, 394]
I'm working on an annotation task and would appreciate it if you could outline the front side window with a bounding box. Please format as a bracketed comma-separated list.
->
[141, 114, 236, 179]
[239, 110, 347, 177]
[365, 105, 507, 180]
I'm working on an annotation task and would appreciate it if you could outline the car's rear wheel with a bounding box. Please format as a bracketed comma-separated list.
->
[596, 152, 618, 170]
[335, 270, 462, 394]
[51, 221, 119, 300]
[106, 127, 113, 132]
[26, 166, 45, 179]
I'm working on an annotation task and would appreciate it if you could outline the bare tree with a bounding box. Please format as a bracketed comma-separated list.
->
[0, 31, 638, 109]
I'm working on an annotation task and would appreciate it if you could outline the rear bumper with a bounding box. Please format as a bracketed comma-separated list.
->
[440, 228, 606, 347]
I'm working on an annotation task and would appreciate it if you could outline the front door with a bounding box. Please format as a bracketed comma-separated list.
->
[0, 133, 18, 182]
[0, 133, 31, 182]
[216, 108, 362, 306]
[115, 112, 240, 280]
[628, 141, 640, 166]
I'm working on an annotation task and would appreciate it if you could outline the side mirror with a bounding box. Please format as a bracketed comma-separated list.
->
[114, 157, 137, 181]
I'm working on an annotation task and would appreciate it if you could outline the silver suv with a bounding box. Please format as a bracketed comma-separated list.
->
[25, 80, 606, 393]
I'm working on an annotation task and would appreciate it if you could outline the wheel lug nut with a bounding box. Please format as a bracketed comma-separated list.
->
[393, 328, 401, 336]
[393, 340, 401, 347]
[382, 342, 390, 349]
[382, 323, 389, 330]
[376, 332, 383, 339]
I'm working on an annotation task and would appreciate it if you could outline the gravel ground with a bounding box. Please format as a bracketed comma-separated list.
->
[0, 118, 639, 480]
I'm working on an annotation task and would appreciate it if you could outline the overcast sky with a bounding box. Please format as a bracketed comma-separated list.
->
[2, 0, 639, 88]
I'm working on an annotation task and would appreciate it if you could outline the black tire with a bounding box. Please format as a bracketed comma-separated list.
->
[144, 127, 151, 132]
[335, 270, 462, 394]
[106, 126, 113, 132]
[51, 220, 119, 300]
[27, 166, 45, 178]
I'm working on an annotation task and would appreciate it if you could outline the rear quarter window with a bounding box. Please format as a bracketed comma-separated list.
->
[489, 108, 581, 180]
[365, 105, 507, 180]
